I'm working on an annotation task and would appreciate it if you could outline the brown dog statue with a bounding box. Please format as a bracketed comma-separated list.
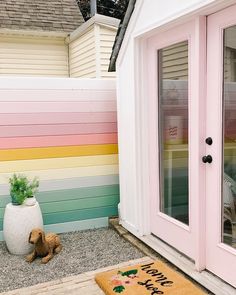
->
[26, 228, 62, 264]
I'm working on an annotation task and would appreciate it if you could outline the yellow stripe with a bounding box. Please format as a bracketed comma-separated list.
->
[0, 165, 119, 184]
[0, 144, 118, 161]
[0, 155, 119, 173]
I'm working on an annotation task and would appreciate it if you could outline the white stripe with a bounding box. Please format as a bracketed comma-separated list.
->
[0, 174, 119, 196]
[0, 155, 118, 173]
[0, 165, 119, 185]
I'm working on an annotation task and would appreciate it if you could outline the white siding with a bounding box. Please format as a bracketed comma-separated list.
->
[0, 36, 68, 77]
[99, 26, 117, 78]
[69, 27, 96, 78]
[162, 42, 188, 80]
[68, 19, 118, 78]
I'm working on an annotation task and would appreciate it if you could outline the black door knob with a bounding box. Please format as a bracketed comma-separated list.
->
[205, 137, 213, 145]
[202, 155, 213, 163]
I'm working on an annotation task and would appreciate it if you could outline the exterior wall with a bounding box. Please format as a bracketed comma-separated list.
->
[0, 78, 118, 237]
[162, 42, 188, 80]
[0, 35, 68, 77]
[0, 15, 118, 79]
[99, 25, 117, 78]
[68, 15, 119, 78]
[69, 27, 96, 78]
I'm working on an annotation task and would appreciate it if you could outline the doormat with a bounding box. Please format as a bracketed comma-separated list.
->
[95, 260, 206, 295]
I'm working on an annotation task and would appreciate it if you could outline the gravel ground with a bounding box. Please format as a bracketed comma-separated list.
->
[0, 227, 144, 293]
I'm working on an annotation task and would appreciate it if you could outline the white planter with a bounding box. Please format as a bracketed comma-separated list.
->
[23, 196, 37, 206]
[3, 202, 43, 255]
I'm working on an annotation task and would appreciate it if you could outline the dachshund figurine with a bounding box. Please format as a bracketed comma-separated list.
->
[26, 228, 62, 264]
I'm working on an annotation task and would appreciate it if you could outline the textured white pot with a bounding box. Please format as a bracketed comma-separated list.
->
[23, 196, 37, 206]
[3, 202, 43, 255]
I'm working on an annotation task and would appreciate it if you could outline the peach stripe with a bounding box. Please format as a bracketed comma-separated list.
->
[0, 112, 117, 125]
[0, 101, 116, 113]
[0, 123, 117, 137]
[0, 133, 118, 149]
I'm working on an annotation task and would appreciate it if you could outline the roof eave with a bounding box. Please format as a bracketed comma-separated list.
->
[0, 28, 68, 38]
[108, 0, 137, 72]
[67, 13, 120, 43]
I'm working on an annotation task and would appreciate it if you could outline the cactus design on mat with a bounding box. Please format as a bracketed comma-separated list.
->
[111, 269, 138, 293]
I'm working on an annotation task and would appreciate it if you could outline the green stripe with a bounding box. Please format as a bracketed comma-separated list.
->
[0, 184, 120, 231]
[42, 206, 118, 225]
[0, 196, 10, 208]
[40, 195, 119, 214]
[0, 206, 118, 231]
[0, 185, 119, 208]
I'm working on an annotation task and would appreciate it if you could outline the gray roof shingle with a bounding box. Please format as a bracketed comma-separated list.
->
[0, 0, 84, 33]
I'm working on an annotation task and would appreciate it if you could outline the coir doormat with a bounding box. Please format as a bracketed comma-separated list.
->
[95, 260, 206, 295]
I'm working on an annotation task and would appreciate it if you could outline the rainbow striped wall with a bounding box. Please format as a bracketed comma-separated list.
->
[0, 78, 119, 238]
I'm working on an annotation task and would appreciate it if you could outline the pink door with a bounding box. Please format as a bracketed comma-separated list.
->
[148, 9, 236, 287]
[147, 19, 204, 261]
[206, 6, 236, 288]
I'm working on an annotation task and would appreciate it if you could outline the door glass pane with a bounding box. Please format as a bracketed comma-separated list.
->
[223, 26, 236, 248]
[158, 41, 189, 225]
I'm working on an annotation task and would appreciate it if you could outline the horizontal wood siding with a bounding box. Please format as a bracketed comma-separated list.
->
[162, 42, 188, 80]
[0, 79, 119, 231]
[99, 26, 117, 78]
[69, 28, 96, 78]
[0, 36, 69, 77]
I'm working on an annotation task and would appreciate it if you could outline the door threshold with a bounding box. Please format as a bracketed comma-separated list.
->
[140, 235, 235, 295]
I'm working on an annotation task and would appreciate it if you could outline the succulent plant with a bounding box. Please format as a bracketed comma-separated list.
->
[9, 174, 39, 205]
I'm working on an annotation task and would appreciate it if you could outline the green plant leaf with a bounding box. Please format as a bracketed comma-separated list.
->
[121, 269, 138, 277]
[9, 174, 39, 204]
[113, 285, 125, 293]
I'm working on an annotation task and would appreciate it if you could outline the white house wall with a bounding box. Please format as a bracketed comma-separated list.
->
[0, 36, 68, 77]
[100, 25, 117, 78]
[69, 22, 117, 78]
[69, 27, 96, 78]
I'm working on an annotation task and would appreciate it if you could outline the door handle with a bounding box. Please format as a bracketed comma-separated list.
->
[202, 155, 213, 163]
[205, 137, 213, 145]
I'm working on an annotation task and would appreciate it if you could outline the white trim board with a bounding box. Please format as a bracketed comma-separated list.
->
[0, 217, 108, 241]
[68, 14, 120, 43]
[0, 77, 116, 91]
[140, 235, 236, 295]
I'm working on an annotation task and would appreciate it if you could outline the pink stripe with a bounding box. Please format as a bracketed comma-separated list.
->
[0, 133, 118, 149]
[0, 101, 117, 113]
[0, 112, 117, 125]
[0, 123, 117, 137]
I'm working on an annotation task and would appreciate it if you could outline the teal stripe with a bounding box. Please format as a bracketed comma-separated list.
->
[0, 194, 119, 216]
[38, 185, 119, 202]
[0, 175, 119, 196]
[0, 197, 10, 209]
[43, 206, 118, 225]
[40, 195, 119, 214]
[0, 206, 118, 231]
[0, 185, 119, 208]
[0, 184, 119, 231]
